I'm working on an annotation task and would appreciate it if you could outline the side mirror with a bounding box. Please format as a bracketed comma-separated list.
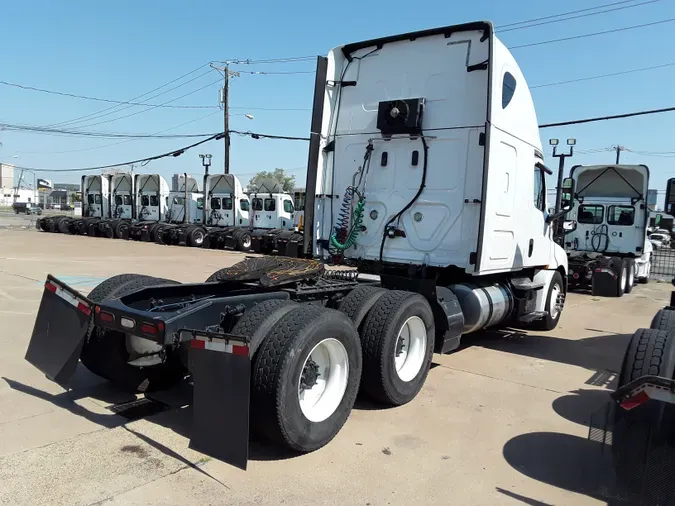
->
[560, 177, 575, 213]
[562, 220, 577, 233]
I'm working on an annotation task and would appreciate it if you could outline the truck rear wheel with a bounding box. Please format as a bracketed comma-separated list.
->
[612, 257, 626, 297]
[336, 285, 387, 331]
[251, 305, 361, 452]
[235, 230, 252, 251]
[230, 299, 297, 354]
[650, 308, 675, 333]
[187, 226, 206, 247]
[614, 328, 675, 486]
[115, 221, 130, 239]
[154, 224, 169, 244]
[624, 260, 635, 294]
[81, 274, 186, 392]
[360, 290, 435, 405]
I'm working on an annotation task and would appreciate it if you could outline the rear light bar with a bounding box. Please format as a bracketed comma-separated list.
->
[45, 280, 91, 316]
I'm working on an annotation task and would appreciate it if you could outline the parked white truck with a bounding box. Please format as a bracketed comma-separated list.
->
[96, 173, 135, 239]
[247, 181, 301, 255]
[153, 174, 208, 247]
[128, 174, 171, 242]
[563, 164, 652, 296]
[36, 174, 111, 235]
[202, 174, 253, 251]
[25, 22, 574, 470]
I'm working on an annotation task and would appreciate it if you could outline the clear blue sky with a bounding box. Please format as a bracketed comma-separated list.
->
[1, 0, 674, 206]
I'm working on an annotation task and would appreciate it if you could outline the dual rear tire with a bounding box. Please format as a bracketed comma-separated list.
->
[231, 286, 435, 454]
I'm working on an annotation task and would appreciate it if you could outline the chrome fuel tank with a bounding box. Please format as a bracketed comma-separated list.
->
[447, 282, 513, 334]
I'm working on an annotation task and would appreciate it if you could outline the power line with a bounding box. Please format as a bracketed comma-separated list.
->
[496, 0, 641, 29]
[65, 76, 222, 130]
[237, 70, 315, 75]
[539, 105, 675, 128]
[10, 133, 225, 173]
[510, 18, 675, 49]
[531, 62, 675, 89]
[7, 129, 311, 173]
[0, 80, 218, 109]
[498, 0, 662, 33]
[0, 122, 216, 139]
[45, 63, 213, 129]
[14, 110, 222, 155]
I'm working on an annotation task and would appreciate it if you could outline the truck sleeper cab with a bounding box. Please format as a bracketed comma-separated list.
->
[202, 174, 253, 252]
[97, 173, 135, 239]
[129, 174, 171, 242]
[564, 164, 652, 296]
[25, 21, 574, 472]
[248, 192, 300, 255]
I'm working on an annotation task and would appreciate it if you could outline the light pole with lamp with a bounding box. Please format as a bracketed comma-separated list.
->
[199, 154, 212, 224]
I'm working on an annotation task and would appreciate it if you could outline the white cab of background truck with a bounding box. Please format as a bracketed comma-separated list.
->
[249, 190, 296, 230]
[135, 174, 170, 222]
[166, 174, 203, 224]
[110, 173, 134, 219]
[565, 164, 652, 279]
[205, 174, 250, 227]
[81, 175, 110, 218]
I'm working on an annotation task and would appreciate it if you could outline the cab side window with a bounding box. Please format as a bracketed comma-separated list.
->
[533, 165, 545, 212]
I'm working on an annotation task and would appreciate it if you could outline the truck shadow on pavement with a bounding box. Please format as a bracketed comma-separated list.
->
[464, 329, 632, 378]
[2, 360, 397, 467]
[502, 385, 650, 504]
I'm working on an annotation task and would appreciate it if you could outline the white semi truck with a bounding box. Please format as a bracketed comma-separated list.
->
[37, 174, 111, 235]
[563, 164, 652, 297]
[202, 174, 253, 251]
[128, 174, 171, 242]
[25, 21, 574, 470]
[153, 174, 208, 247]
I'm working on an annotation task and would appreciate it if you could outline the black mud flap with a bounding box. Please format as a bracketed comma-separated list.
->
[187, 331, 251, 470]
[25, 275, 93, 387]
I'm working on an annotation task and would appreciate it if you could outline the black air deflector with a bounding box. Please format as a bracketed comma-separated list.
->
[376, 98, 424, 135]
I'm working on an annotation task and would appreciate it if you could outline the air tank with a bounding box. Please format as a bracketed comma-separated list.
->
[447, 282, 514, 334]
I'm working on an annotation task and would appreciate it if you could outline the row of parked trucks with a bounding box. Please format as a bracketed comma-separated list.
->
[37, 172, 304, 255]
[23, 21, 659, 476]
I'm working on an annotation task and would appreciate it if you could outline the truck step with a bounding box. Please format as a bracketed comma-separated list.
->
[518, 311, 548, 323]
[510, 278, 545, 291]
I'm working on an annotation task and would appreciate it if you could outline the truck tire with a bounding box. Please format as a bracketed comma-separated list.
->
[624, 259, 635, 294]
[56, 217, 71, 234]
[81, 274, 185, 392]
[235, 230, 252, 251]
[251, 305, 361, 453]
[531, 271, 565, 331]
[650, 308, 675, 333]
[336, 285, 387, 331]
[87, 273, 155, 303]
[612, 257, 626, 297]
[187, 226, 206, 247]
[205, 268, 228, 283]
[115, 221, 130, 240]
[146, 223, 161, 242]
[230, 299, 297, 354]
[360, 290, 435, 406]
[154, 224, 169, 244]
[638, 260, 651, 284]
[614, 328, 675, 487]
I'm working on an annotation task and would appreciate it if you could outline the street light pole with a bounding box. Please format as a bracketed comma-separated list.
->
[223, 65, 230, 175]
[199, 153, 212, 224]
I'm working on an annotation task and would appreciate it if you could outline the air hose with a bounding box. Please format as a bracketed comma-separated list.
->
[330, 186, 366, 251]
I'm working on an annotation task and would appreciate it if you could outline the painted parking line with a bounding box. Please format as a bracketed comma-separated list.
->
[32, 276, 106, 288]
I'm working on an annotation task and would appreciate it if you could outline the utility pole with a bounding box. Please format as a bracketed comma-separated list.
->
[222, 65, 230, 174]
[614, 145, 624, 164]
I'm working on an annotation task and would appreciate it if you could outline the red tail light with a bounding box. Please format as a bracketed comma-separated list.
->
[140, 323, 157, 335]
[99, 311, 114, 323]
